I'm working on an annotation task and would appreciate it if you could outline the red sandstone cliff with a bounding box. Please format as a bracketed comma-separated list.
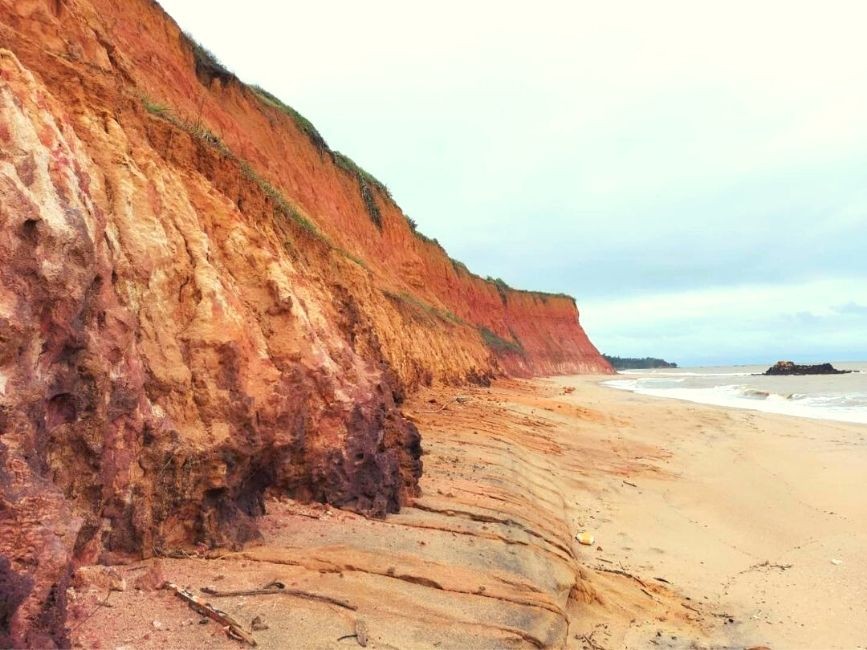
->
[0, 0, 610, 645]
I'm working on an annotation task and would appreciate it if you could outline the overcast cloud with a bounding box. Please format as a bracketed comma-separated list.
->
[158, 0, 867, 365]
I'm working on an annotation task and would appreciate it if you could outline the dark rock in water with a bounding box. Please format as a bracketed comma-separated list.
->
[763, 361, 852, 376]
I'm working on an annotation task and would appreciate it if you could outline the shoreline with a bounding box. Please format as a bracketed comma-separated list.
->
[603, 372, 867, 425]
[559, 375, 867, 648]
[69, 376, 867, 648]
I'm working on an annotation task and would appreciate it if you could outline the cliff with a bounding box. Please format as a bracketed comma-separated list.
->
[0, 0, 610, 645]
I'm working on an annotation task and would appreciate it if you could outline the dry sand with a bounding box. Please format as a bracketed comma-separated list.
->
[70, 377, 867, 649]
[548, 376, 867, 649]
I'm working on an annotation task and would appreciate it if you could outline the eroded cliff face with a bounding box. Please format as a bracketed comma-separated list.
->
[0, 0, 610, 644]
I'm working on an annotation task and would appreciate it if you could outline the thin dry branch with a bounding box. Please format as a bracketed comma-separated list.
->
[593, 566, 648, 588]
[201, 581, 357, 611]
[164, 582, 257, 646]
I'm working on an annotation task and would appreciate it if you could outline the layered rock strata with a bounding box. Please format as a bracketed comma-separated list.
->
[0, 0, 610, 644]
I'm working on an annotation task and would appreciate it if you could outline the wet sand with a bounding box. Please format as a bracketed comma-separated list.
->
[71, 377, 867, 648]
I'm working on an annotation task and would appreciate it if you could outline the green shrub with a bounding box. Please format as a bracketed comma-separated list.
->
[250, 85, 330, 152]
[481, 274, 575, 304]
[486, 276, 510, 303]
[141, 96, 325, 242]
[238, 161, 320, 236]
[332, 152, 390, 196]
[478, 326, 524, 354]
[331, 152, 392, 229]
[450, 258, 470, 274]
[359, 180, 383, 229]
[485, 276, 511, 291]
[383, 290, 463, 325]
[185, 33, 234, 84]
[142, 96, 168, 116]
[413, 231, 441, 247]
[336, 248, 369, 269]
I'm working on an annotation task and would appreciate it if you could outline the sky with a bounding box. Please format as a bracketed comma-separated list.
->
[158, 0, 867, 366]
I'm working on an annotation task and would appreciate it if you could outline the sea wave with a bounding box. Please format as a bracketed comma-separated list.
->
[618, 370, 753, 377]
[603, 380, 867, 424]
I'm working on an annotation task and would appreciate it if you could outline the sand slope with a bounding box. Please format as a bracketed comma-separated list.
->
[70, 378, 866, 648]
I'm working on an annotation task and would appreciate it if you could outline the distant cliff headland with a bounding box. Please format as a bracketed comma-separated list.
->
[604, 355, 679, 370]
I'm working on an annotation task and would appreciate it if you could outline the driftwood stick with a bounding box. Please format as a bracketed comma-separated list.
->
[681, 601, 702, 614]
[593, 566, 648, 588]
[578, 630, 605, 650]
[201, 583, 357, 611]
[289, 511, 323, 520]
[426, 395, 472, 413]
[68, 588, 112, 635]
[164, 582, 257, 646]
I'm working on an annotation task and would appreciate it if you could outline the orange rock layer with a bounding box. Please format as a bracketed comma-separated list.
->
[0, 0, 610, 645]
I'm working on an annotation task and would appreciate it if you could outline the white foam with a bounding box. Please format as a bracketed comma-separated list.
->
[604, 380, 867, 425]
[605, 379, 638, 391]
[619, 370, 753, 377]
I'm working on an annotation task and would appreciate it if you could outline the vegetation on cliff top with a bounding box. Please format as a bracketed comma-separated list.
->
[249, 85, 330, 153]
[603, 355, 678, 369]
[250, 84, 402, 235]
[483, 275, 575, 304]
[186, 32, 236, 85]
[182, 31, 391, 228]
[331, 152, 390, 229]
[179, 32, 577, 309]
[180, 33, 460, 248]
[142, 95, 322, 240]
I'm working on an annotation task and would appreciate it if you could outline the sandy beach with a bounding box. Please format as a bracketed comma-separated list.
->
[70, 377, 867, 649]
[548, 376, 867, 649]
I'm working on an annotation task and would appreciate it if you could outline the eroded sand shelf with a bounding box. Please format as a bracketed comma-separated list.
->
[67, 378, 867, 648]
[69, 380, 713, 649]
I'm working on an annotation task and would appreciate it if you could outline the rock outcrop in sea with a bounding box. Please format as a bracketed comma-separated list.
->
[763, 361, 852, 376]
[0, 1, 611, 645]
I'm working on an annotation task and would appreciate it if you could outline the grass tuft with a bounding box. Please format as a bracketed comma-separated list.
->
[478, 327, 525, 354]
[185, 33, 234, 84]
[142, 97, 169, 116]
[450, 258, 470, 274]
[250, 85, 330, 152]
[332, 152, 392, 229]
[336, 248, 369, 269]
[332, 152, 390, 197]
[486, 276, 510, 303]
[238, 161, 321, 237]
[141, 95, 325, 242]
[383, 290, 463, 326]
[403, 214, 439, 247]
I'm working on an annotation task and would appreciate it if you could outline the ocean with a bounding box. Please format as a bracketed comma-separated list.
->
[605, 361, 867, 424]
